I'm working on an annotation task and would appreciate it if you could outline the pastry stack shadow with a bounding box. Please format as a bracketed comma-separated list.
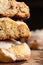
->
[0, 0, 31, 62]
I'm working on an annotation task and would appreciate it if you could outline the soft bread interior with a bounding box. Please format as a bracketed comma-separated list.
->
[0, 18, 30, 40]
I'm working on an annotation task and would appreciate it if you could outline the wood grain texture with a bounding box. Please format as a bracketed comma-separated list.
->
[0, 50, 43, 65]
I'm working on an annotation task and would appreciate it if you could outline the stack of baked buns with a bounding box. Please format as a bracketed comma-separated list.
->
[0, 0, 31, 62]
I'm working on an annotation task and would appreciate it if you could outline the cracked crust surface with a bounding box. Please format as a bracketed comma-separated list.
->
[0, 40, 31, 62]
[0, 18, 30, 40]
[0, 0, 30, 19]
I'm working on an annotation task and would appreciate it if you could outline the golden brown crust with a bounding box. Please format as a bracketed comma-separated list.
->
[0, 40, 31, 62]
[0, 0, 30, 19]
[15, 2, 30, 19]
[0, 18, 30, 40]
[16, 21, 31, 38]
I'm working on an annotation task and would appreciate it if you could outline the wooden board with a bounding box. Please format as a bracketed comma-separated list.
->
[0, 50, 43, 65]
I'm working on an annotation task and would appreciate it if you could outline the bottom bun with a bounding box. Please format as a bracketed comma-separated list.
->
[0, 40, 31, 62]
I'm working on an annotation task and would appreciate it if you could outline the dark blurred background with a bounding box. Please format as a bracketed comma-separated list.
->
[17, 0, 43, 30]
